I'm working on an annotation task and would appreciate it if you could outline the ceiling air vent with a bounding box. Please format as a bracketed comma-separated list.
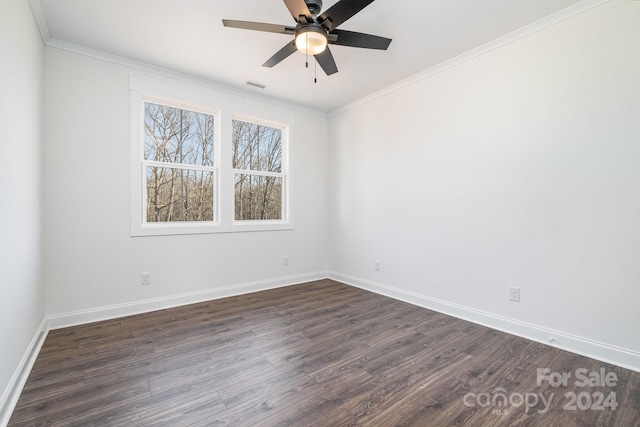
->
[246, 81, 266, 89]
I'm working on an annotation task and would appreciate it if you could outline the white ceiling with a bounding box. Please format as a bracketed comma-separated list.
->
[33, 0, 585, 112]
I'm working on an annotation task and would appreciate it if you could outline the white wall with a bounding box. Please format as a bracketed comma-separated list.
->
[328, 1, 640, 364]
[0, 0, 45, 412]
[43, 48, 328, 319]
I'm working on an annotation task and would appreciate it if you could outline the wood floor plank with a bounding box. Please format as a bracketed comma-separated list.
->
[9, 279, 640, 426]
[217, 364, 316, 409]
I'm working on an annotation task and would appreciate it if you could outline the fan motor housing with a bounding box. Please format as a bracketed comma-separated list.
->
[305, 0, 323, 15]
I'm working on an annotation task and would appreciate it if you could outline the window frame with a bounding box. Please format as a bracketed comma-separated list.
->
[130, 76, 293, 236]
[232, 114, 289, 225]
[142, 98, 219, 226]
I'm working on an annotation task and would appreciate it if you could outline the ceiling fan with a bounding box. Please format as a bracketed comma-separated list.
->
[222, 0, 392, 76]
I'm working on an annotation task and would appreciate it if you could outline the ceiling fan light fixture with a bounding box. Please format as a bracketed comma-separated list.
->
[222, 0, 392, 76]
[295, 26, 327, 55]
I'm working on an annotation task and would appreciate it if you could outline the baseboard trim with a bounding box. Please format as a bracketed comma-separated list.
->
[328, 271, 640, 373]
[2, 272, 326, 424]
[5, 271, 638, 426]
[47, 271, 327, 330]
[0, 317, 49, 427]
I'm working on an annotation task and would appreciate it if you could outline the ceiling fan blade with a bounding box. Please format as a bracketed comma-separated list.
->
[262, 42, 298, 68]
[318, 0, 375, 32]
[283, 0, 313, 23]
[314, 47, 338, 76]
[330, 29, 391, 50]
[223, 20, 295, 35]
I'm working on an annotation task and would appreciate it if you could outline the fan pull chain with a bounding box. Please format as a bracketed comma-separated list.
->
[301, 32, 317, 84]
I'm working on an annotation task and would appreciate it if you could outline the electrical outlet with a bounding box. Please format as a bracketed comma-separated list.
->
[283, 256, 289, 267]
[374, 261, 381, 272]
[509, 286, 520, 302]
[141, 273, 151, 286]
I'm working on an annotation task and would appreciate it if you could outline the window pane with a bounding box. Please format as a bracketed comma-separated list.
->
[232, 120, 282, 172]
[234, 174, 282, 220]
[145, 103, 214, 166]
[146, 166, 214, 222]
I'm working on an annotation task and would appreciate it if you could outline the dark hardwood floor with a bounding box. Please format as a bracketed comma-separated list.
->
[9, 280, 640, 426]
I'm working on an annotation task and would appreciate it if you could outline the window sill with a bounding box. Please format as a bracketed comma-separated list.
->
[131, 221, 293, 237]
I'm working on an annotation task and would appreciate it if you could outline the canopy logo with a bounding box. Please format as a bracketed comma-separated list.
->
[463, 388, 553, 415]
[462, 367, 619, 416]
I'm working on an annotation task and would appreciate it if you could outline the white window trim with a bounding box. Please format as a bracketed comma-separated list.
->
[231, 114, 289, 226]
[130, 76, 294, 236]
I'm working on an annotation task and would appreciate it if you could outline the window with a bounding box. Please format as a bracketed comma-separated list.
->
[144, 102, 216, 223]
[233, 119, 284, 221]
[130, 76, 292, 236]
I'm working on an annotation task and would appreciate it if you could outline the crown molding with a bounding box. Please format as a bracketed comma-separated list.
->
[46, 38, 328, 118]
[27, 0, 615, 119]
[329, 0, 614, 117]
[28, 0, 326, 118]
[28, 0, 50, 44]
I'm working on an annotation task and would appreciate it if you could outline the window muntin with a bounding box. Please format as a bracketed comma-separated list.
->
[232, 119, 285, 221]
[143, 101, 216, 223]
